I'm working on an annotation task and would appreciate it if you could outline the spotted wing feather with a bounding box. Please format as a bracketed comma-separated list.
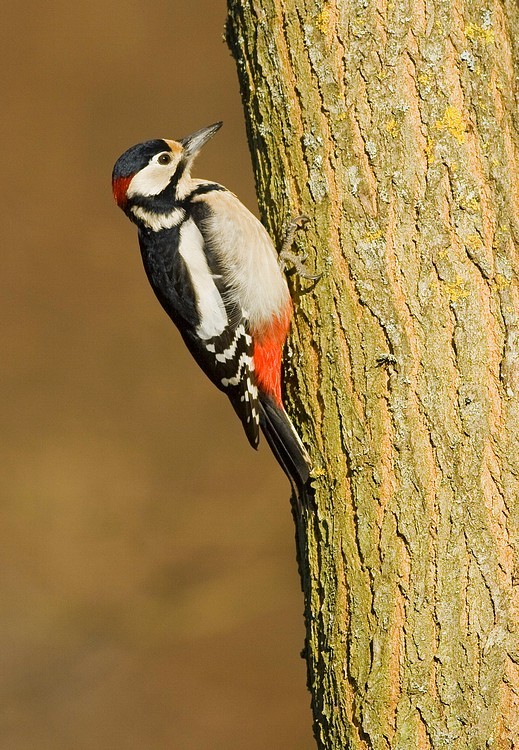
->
[183, 321, 260, 448]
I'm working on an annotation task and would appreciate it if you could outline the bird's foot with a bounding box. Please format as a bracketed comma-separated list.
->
[279, 215, 322, 280]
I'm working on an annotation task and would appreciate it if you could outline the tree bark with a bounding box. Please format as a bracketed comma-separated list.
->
[226, 1, 519, 747]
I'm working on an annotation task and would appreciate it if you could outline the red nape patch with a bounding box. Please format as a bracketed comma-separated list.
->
[253, 306, 292, 405]
[112, 175, 133, 208]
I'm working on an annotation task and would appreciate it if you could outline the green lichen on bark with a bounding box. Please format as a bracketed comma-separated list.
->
[227, 1, 519, 748]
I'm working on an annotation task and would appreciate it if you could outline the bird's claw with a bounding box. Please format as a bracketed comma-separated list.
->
[279, 215, 322, 281]
[279, 250, 322, 280]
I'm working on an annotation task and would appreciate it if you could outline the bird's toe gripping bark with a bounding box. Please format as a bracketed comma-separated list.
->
[279, 215, 322, 281]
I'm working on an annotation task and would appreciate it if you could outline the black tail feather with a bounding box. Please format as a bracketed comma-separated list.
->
[258, 394, 311, 501]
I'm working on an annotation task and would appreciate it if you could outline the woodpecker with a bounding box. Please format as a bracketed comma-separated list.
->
[112, 122, 312, 499]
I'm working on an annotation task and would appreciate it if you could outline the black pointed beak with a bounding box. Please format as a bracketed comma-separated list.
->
[180, 122, 223, 157]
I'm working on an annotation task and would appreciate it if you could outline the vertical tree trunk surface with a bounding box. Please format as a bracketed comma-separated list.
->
[227, 1, 519, 748]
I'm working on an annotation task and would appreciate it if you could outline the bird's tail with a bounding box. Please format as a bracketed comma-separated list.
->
[258, 394, 312, 503]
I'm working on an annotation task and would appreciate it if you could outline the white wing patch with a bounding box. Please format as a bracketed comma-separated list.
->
[179, 219, 228, 340]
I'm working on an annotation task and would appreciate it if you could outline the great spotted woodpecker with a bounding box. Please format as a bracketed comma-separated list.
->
[112, 122, 312, 499]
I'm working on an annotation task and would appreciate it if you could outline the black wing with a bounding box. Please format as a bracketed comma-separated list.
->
[138, 214, 261, 448]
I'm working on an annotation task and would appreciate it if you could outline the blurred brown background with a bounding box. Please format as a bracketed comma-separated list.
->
[1, 2, 313, 747]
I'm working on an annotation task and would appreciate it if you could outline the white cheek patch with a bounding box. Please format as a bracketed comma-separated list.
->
[127, 159, 179, 198]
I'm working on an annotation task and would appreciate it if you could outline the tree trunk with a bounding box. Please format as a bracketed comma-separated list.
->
[226, 1, 519, 747]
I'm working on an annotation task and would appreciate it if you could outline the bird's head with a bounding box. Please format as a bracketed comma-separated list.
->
[112, 122, 222, 215]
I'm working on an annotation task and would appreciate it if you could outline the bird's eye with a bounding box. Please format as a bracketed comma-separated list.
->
[157, 153, 172, 165]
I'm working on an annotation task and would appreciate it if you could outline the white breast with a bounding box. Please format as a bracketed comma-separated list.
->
[194, 187, 290, 329]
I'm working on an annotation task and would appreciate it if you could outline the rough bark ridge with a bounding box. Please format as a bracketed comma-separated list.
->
[226, 1, 519, 748]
